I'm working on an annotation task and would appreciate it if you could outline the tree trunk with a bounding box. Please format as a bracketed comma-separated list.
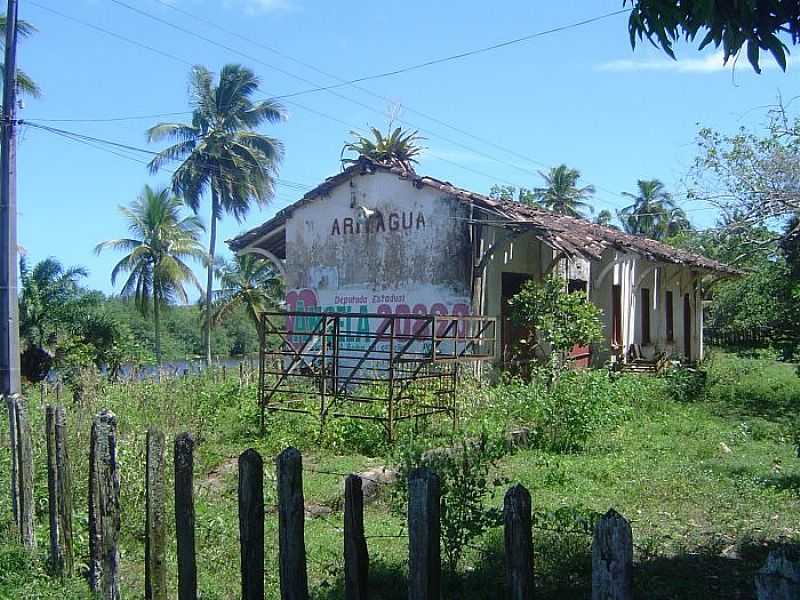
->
[205, 190, 218, 366]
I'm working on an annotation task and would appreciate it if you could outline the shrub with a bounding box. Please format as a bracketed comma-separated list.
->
[393, 431, 508, 574]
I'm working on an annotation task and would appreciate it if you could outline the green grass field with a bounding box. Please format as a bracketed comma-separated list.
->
[1, 351, 799, 599]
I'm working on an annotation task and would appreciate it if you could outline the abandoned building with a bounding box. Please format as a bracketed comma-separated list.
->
[228, 157, 738, 368]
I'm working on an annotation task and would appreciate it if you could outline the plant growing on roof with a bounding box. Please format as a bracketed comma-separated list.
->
[146, 63, 285, 365]
[532, 164, 595, 217]
[95, 185, 207, 362]
[341, 126, 425, 171]
[509, 275, 603, 383]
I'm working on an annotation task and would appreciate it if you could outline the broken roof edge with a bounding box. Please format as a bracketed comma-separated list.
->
[226, 157, 743, 276]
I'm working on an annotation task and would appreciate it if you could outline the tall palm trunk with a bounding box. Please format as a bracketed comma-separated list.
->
[154, 290, 162, 364]
[205, 188, 219, 365]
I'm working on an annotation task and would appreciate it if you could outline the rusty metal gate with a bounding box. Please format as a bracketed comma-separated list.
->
[257, 311, 496, 441]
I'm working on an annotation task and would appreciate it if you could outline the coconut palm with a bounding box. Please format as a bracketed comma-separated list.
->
[210, 254, 282, 335]
[594, 209, 615, 227]
[532, 165, 595, 217]
[146, 64, 285, 364]
[341, 126, 424, 171]
[0, 16, 40, 98]
[618, 179, 679, 240]
[19, 257, 89, 348]
[95, 185, 206, 362]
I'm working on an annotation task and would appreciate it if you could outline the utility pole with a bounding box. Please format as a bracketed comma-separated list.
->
[0, 0, 20, 397]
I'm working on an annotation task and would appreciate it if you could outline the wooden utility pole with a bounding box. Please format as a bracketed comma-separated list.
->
[0, 0, 20, 397]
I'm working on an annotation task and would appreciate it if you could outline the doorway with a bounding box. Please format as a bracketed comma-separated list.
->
[683, 293, 692, 359]
[501, 272, 532, 362]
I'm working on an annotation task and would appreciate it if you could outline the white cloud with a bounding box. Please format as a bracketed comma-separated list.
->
[221, 0, 292, 14]
[596, 50, 793, 74]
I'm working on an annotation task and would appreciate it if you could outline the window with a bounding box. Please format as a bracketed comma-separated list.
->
[612, 285, 622, 346]
[568, 278, 586, 294]
[641, 288, 651, 345]
[665, 291, 674, 342]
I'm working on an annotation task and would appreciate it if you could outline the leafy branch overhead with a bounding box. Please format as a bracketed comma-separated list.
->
[626, 0, 800, 73]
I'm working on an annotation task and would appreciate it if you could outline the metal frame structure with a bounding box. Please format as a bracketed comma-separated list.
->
[258, 311, 496, 441]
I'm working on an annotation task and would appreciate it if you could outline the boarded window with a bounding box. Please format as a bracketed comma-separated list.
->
[641, 288, 651, 345]
[665, 291, 674, 342]
[612, 284, 622, 346]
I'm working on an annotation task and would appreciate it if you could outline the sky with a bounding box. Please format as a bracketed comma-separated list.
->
[14, 0, 800, 298]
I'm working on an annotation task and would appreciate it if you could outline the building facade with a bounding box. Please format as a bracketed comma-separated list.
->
[228, 158, 738, 366]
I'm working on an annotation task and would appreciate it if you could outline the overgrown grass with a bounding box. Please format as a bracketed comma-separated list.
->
[1, 352, 799, 598]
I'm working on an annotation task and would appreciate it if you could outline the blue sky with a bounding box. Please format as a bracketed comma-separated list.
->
[15, 0, 800, 297]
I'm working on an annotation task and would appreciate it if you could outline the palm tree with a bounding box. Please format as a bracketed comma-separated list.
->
[210, 254, 282, 336]
[532, 165, 595, 217]
[147, 64, 285, 365]
[341, 126, 424, 171]
[618, 179, 678, 239]
[19, 257, 89, 348]
[0, 16, 40, 98]
[95, 185, 206, 362]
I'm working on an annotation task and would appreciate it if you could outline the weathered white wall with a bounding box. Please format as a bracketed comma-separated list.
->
[283, 170, 473, 325]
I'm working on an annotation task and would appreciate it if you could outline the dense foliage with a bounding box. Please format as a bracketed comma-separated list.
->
[626, 0, 800, 72]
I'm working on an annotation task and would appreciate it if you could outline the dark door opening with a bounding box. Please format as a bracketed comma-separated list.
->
[612, 284, 622, 349]
[501, 272, 532, 362]
[683, 293, 692, 359]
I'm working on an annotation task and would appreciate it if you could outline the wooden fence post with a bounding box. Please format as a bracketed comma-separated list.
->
[277, 447, 309, 600]
[504, 484, 533, 600]
[239, 448, 265, 600]
[755, 548, 800, 599]
[592, 509, 633, 600]
[174, 432, 197, 600]
[145, 428, 167, 600]
[89, 410, 121, 599]
[6, 396, 19, 529]
[14, 396, 35, 550]
[408, 467, 441, 600]
[46, 404, 73, 576]
[344, 474, 369, 600]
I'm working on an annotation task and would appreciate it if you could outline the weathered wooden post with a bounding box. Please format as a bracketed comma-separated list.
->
[46, 404, 73, 576]
[408, 468, 440, 600]
[145, 428, 167, 600]
[277, 447, 309, 600]
[175, 432, 197, 600]
[6, 395, 19, 528]
[592, 509, 633, 600]
[755, 548, 800, 599]
[14, 396, 35, 549]
[89, 410, 121, 599]
[239, 449, 265, 600]
[344, 474, 369, 600]
[504, 484, 533, 600]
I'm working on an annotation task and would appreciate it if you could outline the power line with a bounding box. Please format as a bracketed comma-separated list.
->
[28, 0, 629, 192]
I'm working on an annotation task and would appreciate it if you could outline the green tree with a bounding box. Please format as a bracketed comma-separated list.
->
[210, 254, 281, 335]
[0, 15, 40, 98]
[618, 179, 686, 240]
[95, 185, 206, 362]
[19, 257, 89, 349]
[625, 0, 800, 73]
[341, 126, 424, 171]
[488, 184, 535, 204]
[594, 209, 615, 227]
[147, 64, 285, 365]
[532, 164, 595, 217]
[509, 275, 603, 383]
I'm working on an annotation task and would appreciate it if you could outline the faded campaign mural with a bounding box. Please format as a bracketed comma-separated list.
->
[282, 170, 474, 353]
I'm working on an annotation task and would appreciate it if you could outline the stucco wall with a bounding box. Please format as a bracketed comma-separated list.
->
[282, 170, 473, 321]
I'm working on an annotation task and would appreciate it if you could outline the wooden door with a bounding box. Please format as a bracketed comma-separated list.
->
[683, 293, 692, 359]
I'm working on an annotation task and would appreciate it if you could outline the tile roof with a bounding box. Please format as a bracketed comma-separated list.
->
[227, 157, 741, 276]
